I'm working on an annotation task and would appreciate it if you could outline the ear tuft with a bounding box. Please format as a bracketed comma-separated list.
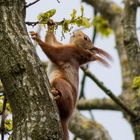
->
[90, 46, 113, 61]
[95, 55, 110, 67]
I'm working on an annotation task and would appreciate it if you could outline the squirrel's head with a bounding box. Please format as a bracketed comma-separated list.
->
[70, 30, 112, 64]
[70, 30, 93, 50]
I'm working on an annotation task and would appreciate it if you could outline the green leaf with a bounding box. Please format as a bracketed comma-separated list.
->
[74, 17, 90, 28]
[0, 101, 3, 112]
[62, 19, 70, 33]
[37, 9, 56, 23]
[81, 17, 91, 28]
[71, 9, 77, 19]
[74, 19, 82, 27]
[5, 119, 13, 131]
[93, 16, 112, 37]
[6, 102, 12, 113]
[0, 95, 4, 99]
[8, 135, 12, 140]
[36, 7, 91, 33]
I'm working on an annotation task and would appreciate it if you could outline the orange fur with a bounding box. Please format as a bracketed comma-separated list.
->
[30, 25, 111, 140]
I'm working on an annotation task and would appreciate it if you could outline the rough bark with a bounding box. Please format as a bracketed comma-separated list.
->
[0, 0, 63, 139]
[69, 110, 112, 140]
[123, 0, 140, 139]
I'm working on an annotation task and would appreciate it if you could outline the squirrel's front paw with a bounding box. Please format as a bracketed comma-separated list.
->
[47, 19, 56, 26]
[30, 31, 40, 41]
[51, 88, 62, 100]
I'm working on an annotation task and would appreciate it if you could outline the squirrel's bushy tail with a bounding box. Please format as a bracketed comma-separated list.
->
[61, 120, 69, 140]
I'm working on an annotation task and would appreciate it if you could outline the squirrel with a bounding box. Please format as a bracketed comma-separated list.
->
[30, 20, 111, 140]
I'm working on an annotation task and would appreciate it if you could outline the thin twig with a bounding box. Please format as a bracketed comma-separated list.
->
[79, 9, 98, 119]
[81, 66, 138, 119]
[79, 65, 88, 99]
[80, 66, 95, 120]
[25, 17, 86, 28]
[92, 10, 97, 43]
[26, 0, 40, 8]
[137, 27, 140, 30]
[25, 21, 39, 27]
[56, 0, 60, 3]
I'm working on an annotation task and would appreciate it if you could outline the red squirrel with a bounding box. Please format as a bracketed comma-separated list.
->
[30, 20, 111, 140]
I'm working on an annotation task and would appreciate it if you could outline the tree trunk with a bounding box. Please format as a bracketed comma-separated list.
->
[123, 0, 140, 139]
[0, 0, 63, 139]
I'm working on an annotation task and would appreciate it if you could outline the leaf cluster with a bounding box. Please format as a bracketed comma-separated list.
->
[37, 9, 56, 27]
[0, 96, 12, 135]
[37, 6, 91, 33]
[93, 15, 112, 36]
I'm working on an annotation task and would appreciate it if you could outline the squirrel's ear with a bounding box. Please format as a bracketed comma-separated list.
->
[90, 45, 113, 61]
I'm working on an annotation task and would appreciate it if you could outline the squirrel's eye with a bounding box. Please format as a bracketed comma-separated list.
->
[84, 36, 88, 41]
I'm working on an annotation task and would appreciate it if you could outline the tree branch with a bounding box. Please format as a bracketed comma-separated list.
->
[123, 1, 140, 138]
[81, 66, 138, 119]
[77, 98, 121, 111]
[79, 65, 88, 99]
[123, 0, 140, 76]
[79, 65, 95, 120]
[69, 110, 112, 140]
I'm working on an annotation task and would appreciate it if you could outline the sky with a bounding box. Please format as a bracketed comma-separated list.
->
[25, 0, 140, 140]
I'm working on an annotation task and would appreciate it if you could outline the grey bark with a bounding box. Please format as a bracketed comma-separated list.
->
[0, 0, 63, 139]
[123, 0, 140, 139]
